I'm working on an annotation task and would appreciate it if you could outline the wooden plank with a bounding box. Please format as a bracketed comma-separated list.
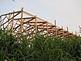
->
[0, 11, 21, 17]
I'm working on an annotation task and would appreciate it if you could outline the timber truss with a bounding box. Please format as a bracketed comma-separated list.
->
[0, 8, 74, 39]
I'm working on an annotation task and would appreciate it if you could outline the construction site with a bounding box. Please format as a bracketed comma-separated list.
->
[0, 8, 76, 40]
[1, 0, 81, 61]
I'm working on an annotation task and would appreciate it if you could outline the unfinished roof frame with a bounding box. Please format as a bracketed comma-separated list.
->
[0, 8, 74, 39]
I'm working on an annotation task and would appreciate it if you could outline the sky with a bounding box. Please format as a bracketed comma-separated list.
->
[0, 0, 81, 34]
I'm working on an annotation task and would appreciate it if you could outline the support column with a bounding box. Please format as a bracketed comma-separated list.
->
[35, 16, 38, 35]
[54, 20, 57, 36]
[20, 8, 24, 33]
[11, 11, 14, 33]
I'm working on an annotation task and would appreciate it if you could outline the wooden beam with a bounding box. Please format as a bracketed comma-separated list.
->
[0, 12, 21, 26]
[13, 17, 34, 20]
[0, 11, 21, 17]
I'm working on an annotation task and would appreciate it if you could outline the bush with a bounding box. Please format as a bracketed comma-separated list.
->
[0, 30, 81, 61]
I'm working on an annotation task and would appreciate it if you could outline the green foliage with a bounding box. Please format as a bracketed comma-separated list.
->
[0, 29, 81, 61]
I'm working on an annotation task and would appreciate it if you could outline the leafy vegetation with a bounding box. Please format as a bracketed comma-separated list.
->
[0, 29, 81, 61]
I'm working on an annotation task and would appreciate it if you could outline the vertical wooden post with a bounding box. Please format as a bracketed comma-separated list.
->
[43, 23, 44, 35]
[0, 16, 1, 29]
[2, 16, 5, 30]
[35, 16, 38, 35]
[66, 26, 69, 37]
[75, 31, 77, 35]
[20, 8, 23, 32]
[46, 22, 48, 36]
[66, 26, 68, 31]
[7, 14, 11, 30]
[79, 26, 81, 33]
[11, 11, 14, 33]
[62, 26, 64, 37]
[54, 20, 56, 26]
[54, 20, 57, 36]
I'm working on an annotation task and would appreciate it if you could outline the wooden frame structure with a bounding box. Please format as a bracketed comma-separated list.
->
[0, 8, 73, 39]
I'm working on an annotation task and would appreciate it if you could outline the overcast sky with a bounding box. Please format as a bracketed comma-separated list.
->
[0, 0, 81, 34]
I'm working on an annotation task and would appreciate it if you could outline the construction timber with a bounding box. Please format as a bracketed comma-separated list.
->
[0, 8, 74, 39]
